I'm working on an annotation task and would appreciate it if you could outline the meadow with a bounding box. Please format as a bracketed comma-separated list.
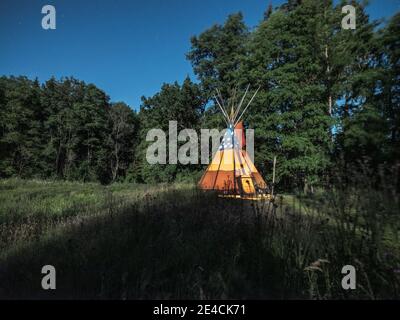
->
[0, 176, 399, 299]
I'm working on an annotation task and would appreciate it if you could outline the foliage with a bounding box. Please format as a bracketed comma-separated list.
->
[0, 77, 138, 183]
[132, 77, 204, 183]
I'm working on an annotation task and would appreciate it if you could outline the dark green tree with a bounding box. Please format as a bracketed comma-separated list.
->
[40, 78, 112, 182]
[187, 13, 249, 99]
[133, 77, 204, 183]
[0, 76, 43, 178]
[333, 1, 390, 169]
[377, 12, 400, 164]
[240, 0, 338, 191]
[108, 102, 138, 181]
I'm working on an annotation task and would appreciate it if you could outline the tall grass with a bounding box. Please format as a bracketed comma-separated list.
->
[0, 171, 398, 299]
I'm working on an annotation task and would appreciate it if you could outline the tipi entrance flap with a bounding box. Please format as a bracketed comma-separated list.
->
[239, 175, 255, 194]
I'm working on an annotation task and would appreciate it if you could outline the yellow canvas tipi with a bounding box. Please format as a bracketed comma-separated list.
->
[198, 86, 270, 199]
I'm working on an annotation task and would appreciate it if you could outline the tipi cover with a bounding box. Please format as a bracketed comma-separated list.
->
[198, 86, 268, 197]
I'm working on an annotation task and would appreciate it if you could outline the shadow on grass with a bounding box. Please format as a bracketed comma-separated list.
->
[0, 188, 287, 299]
[1, 181, 399, 300]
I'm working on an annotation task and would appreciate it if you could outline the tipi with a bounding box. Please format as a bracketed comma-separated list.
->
[198, 86, 270, 199]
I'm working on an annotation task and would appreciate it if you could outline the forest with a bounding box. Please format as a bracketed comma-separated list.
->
[0, 0, 399, 299]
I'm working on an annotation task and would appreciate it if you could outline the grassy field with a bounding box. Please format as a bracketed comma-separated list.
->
[0, 178, 399, 299]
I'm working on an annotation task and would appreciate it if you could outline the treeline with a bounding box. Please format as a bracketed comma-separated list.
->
[0, 77, 138, 183]
[0, 0, 399, 189]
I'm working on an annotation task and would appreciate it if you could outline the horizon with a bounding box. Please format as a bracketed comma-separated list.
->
[1, 0, 399, 110]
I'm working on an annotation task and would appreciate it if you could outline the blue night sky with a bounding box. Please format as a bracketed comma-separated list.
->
[1, 0, 399, 109]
